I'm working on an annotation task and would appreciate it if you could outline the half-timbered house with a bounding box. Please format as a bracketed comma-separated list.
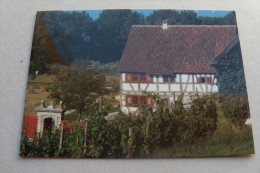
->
[117, 21, 237, 114]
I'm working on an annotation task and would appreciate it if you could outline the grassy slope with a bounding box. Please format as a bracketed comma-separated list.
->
[24, 75, 56, 115]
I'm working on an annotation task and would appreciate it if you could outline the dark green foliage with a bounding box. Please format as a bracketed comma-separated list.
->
[186, 94, 218, 140]
[215, 44, 247, 96]
[93, 10, 145, 63]
[198, 12, 236, 25]
[146, 10, 198, 25]
[43, 11, 97, 64]
[29, 40, 47, 75]
[132, 93, 218, 156]
[49, 66, 105, 121]
[19, 130, 30, 156]
[20, 130, 62, 157]
[62, 125, 85, 158]
[221, 95, 250, 128]
[20, 93, 252, 158]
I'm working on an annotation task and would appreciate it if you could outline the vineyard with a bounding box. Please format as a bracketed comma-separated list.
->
[20, 93, 254, 158]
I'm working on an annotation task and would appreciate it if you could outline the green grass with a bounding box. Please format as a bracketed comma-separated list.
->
[152, 125, 255, 158]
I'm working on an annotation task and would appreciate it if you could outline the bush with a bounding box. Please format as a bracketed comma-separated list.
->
[20, 93, 219, 158]
[221, 95, 250, 128]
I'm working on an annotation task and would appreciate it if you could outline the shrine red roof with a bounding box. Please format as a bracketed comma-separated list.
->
[117, 25, 237, 75]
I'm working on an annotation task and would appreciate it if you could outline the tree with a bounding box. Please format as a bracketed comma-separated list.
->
[30, 11, 65, 75]
[42, 11, 97, 64]
[145, 10, 198, 25]
[93, 10, 145, 63]
[198, 12, 236, 25]
[29, 39, 47, 75]
[50, 66, 105, 121]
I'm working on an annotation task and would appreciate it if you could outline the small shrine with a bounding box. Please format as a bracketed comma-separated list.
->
[35, 100, 66, 135]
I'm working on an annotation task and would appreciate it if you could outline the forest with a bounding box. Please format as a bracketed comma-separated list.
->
[30, 10, 237, 74]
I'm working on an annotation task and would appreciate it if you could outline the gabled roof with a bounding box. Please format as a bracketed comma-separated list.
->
[210, 35, 239, 65]
[117, 25, 237, 75]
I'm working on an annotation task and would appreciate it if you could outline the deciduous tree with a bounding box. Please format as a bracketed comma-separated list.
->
[50, 67, 105, 121]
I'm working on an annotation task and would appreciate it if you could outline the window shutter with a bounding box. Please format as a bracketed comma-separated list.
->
[147, 97, 153, 106]
[206, 77, 212, 83]
[125, 73, 132, 82]
[197, 77, 201, 83]
[126, 95, 132, 107]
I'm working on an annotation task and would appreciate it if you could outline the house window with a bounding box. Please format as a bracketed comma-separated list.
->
[163, 75, 175, 82]
[169, 76, 175, 82]
[140, 74, 146, 81]
[163, 76, 168, 82]
[147, 75, 151, 80]
[125, 73, 153, 83]
[126, 95, 153, 107]
[133, 96, 138, 104]
[132, 74, 138, 81]
[127, 97, 132, 104]
[201, 77, 205, 83]
[140, 96, 146, 104]
[197, 77, 212, 83]
[126, 74, 131, 81]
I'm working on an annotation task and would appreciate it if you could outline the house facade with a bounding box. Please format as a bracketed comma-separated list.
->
[117, 21, 237, 114]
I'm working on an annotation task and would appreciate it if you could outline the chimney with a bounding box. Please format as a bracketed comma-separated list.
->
[162, 20, 168, 30]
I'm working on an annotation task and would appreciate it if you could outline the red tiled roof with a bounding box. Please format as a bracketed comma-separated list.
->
[117, 25, 237, 74]
[210, 35, 240, 65]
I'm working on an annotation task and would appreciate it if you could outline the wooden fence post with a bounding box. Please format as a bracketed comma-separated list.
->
[59, 123, 64, 150]
[145, 115, 151, 156]
[127, 127, 133, 158]
[99, 95, 103, 112]
[83, 121, 88, 155]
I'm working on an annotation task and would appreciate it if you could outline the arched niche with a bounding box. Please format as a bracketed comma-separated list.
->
[35, 100, 66, 136]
